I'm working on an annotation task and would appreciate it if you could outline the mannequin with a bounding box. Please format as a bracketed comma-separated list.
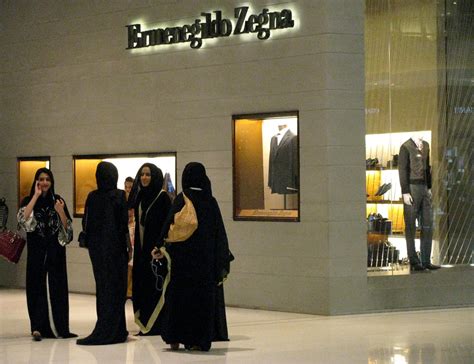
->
[402, 137, 432, 205]
[268, 124, 298, 195]
[398, 136, 440, 271]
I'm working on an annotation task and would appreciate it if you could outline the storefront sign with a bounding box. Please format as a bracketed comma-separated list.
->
[126, 6, 295, 50]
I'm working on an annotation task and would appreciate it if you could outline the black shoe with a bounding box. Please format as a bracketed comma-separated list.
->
[424, 263, 441, 270]
[374, 184, 386, 196]
[32, 331, 42, 342]
[410, 264, 429, 272]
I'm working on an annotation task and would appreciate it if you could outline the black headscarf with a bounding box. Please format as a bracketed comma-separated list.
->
[96, 162, 118, 192]
[182, 162, 212, 197]
[129, 163, 164, 223]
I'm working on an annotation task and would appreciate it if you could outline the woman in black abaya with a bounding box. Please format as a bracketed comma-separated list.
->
[152, 162, 233, 351]
[17, 168, 76, 341]
[129, 163, 171, 335]
[76, 162, 129, 345]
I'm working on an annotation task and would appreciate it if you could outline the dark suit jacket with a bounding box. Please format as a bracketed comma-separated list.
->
[268, 130, 298, 194]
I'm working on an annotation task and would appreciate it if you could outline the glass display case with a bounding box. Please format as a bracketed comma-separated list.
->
[232, 111, 299, 221]
[73, 153, 176, 216]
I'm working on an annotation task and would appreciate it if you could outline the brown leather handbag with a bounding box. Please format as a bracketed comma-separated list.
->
[165, 194, 198, 243]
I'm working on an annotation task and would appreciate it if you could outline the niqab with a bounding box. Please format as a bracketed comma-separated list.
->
[181, 162, 212, 198]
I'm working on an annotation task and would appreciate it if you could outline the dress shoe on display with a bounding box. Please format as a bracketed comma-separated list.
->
[374, 183, 385, 196]
[375, 183, 392, 196]
[410, 264, 429, 272]
[424, 263, 441, 270]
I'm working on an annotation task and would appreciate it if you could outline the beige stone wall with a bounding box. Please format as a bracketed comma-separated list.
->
[0, 0, 366, 314]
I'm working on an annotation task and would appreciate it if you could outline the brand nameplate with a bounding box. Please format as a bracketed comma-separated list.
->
[126, 6, 295, 50]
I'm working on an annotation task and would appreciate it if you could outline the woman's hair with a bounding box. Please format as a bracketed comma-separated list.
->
[29, 168, 55, 200]
[25, 168, 71, 220]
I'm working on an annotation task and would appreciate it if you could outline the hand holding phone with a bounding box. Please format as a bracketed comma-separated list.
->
[34, 181, 42, 197]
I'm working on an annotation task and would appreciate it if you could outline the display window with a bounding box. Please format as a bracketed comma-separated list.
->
[17, 157, 50, 206]
[73, 153, 176, 216]
[365, 0, 472, 275]
[366, 131, 432, 271]
[232, 112, 299, 221]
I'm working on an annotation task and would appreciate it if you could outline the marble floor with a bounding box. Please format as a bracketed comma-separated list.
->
[0, 289, 472, 363]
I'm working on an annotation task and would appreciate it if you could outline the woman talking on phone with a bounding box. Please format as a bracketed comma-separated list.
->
[17, 168, 76, 342]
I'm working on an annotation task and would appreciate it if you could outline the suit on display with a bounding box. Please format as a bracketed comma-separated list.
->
[268, 128, 298, 195]
[398, 137, 439, 271]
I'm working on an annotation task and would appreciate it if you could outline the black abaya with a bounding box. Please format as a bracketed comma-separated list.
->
[24, 215, 72, 338]
[77, 162, 129, 345]
[132, 191, 171, 334]
[159, 186, 233, 350]
[18, 167, 75, 339]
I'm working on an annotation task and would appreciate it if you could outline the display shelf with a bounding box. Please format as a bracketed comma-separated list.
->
[367, 200, 403, 204]
[365, 168, 394, 172]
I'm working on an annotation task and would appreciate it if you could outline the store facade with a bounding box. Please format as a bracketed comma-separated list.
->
[0, 0, 472, 315]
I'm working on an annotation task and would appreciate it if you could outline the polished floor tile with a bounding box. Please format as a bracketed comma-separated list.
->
[0, 289, 472, 363]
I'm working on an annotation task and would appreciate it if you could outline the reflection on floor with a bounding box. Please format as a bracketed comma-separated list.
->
[0, 289, 472, 363]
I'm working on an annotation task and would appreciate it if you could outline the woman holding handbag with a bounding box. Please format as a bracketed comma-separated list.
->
[152, 162, 233, 351]
[76, 161, 129, 345]
[17, 168, 76, 341]
[128, 163, 171, 335]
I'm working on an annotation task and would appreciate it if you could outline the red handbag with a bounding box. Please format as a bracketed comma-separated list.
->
[0, 229, 26, 264]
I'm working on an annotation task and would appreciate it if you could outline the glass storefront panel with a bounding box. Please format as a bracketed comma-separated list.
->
[365, 0, 473, 275]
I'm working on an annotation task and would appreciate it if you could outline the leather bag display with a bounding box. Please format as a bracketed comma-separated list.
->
[367, 241, 399, 267]
[367, 213, 392, 235]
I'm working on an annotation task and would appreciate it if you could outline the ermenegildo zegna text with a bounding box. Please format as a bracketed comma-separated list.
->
[126, 6, 295, 50]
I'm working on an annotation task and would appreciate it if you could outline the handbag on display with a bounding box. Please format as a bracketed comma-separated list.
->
[367, 213, 392, 235]
[0, 228, 26, 264]
[367, 240, 399, 267]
